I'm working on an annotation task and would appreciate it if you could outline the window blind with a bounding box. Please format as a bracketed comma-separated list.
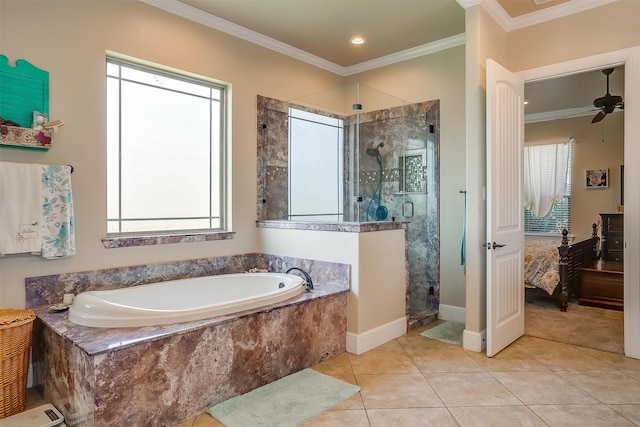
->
[524, 141, 573, 234]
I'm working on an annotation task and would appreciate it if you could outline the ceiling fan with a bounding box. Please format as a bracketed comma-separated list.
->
[591, 68, 624, 123]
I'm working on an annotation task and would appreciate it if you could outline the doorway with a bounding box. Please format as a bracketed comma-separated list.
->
[517, 46, 640, 359]
[522, 67, 625, 353]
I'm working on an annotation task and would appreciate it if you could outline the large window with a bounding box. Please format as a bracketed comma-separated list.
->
[288, 108, 344, 221]
[107, 57, 227, 235]
[524, 141, 573, 234]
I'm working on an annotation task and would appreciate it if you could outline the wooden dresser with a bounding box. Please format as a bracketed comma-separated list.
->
[579, 260, 624, 311]
[600, 213, 624, 262]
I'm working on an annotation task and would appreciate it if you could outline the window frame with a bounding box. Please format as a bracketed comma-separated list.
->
[104, 55, 231, 247]
[287, 107, 345, 221]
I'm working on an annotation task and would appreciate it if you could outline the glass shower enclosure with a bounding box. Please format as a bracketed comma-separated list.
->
[256, 83, 440, 322]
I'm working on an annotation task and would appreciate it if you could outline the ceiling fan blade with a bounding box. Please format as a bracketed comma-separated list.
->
[592, 111, 606, 123]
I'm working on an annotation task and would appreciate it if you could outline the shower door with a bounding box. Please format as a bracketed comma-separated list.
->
[356, 101, 440, 316]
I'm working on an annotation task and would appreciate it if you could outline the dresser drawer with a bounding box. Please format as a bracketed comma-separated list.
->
[601, 213, 624, 264]
[607, 233, 624, 250]
[606, 251, 624, 262]
[607, 215, 624, 231]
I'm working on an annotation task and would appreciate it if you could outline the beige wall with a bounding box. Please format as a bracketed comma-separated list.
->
[0, 0, 342, 308]
[505, 1, 640, 358]
[344, 46, 467, 309]
[526, 113, 625, 237]
[3, 0, 635, 345]
[461, 0, 640, 345]
[1, 1, 469, 318]
[257, 228, 406, 335]
[462, 4, 508, 338]
[507, 1, 640, 72]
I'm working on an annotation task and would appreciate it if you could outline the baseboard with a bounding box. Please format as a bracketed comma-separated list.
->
[438, 304, 465, 323]
[346, 317, 407, 355]
[462, 328, 486, 353]
[438, 305, 485, 353]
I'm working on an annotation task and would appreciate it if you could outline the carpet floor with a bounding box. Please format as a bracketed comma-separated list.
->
[525, 297, 624, 354]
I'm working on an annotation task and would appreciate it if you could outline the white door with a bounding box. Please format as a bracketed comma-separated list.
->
[486, 59, 525, 357]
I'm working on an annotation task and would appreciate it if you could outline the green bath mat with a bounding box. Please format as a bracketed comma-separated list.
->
[207, 368, 360, 426]
[420, 321, 465, 346]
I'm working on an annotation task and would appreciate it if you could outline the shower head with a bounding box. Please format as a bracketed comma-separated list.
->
[366, 142, 384, 157]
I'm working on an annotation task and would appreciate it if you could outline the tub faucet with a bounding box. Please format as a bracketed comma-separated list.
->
[285, 267, 314, 292]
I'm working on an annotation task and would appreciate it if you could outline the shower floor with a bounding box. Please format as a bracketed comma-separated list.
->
[407, 308, 438, 330]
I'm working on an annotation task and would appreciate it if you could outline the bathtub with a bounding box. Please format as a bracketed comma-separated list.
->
[68, 272, 305, 328]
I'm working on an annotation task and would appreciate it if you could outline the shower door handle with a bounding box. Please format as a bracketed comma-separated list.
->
[402, 201, 414, 218]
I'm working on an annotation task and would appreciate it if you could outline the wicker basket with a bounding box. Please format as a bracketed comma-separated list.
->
[0, 309, 36, 419]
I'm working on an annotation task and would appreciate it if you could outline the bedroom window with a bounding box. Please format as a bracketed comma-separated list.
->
[106, 57, 228, 236]
[524, 141, 573, 234]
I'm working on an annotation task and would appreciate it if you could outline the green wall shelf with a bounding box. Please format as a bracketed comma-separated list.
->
[0, 54, 51, 150]
[1, 125, 51, 150]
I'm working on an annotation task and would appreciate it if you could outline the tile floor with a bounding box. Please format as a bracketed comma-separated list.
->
[177, 321, 640, 427]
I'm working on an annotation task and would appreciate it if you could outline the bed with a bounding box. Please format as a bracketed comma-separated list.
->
[525, 224, 599, 311]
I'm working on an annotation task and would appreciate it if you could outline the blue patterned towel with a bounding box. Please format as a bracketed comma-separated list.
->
[40, 164, 75, 259]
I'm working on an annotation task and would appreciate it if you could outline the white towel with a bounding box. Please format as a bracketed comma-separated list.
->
[0, 161, 43, 255]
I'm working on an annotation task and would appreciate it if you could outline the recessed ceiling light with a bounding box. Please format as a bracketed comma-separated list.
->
[350, 37, 366, 45]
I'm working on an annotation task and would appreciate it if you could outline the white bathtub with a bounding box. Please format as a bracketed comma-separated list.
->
[68, 273, 305, 328]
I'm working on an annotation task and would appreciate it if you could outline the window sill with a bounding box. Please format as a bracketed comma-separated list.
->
[101, 231, 235, 249]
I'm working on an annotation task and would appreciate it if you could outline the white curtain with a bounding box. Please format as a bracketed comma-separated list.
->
[524, 142, 570, 218]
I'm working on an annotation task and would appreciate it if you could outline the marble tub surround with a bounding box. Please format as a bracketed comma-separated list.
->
[28, 254, 349, 426]
[25, 252, 348, 308]
[33, 290, 347, 426]
[256, 219, 408, 233]
[31, 276, 348, 356]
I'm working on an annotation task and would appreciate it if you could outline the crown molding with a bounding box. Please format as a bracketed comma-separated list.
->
[525, 106, 592, 123]
[140, 0, 616, 75]
[525, 105, 624, 124]
[481, 0, 619, 32]
[140, 0, 345, 75]
[343, 34, 466, 76]
[141, 0, 464, 77]
[456, 0, 481, 9]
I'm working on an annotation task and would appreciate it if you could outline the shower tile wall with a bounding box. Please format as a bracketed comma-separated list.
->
[256, 95, 440, 317]
[355, 101, 440, 316]
[257, 96, 289, 220]
[257, 96, 343, 221]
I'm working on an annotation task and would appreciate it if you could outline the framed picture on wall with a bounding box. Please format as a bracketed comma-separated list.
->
[585, 168, 608, 188]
